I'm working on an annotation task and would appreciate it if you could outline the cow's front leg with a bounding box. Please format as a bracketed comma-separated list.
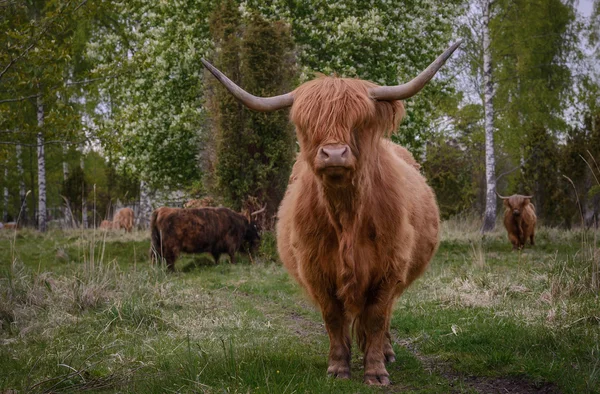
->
[320, 296, 351, 379]
[357, 300, 393, 385]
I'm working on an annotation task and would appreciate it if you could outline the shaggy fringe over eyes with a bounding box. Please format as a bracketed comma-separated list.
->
[290, 77, 405, 145]
[505, 195, 531, 209]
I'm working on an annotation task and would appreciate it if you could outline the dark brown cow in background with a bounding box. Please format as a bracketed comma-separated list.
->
[498, 193, 537, 250]
[202, 41, 460, 385]
[150, 207, 261, 271]
[113, 208, 134, 232]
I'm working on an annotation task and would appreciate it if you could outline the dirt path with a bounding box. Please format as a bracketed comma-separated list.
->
[391, 333, 561, 394]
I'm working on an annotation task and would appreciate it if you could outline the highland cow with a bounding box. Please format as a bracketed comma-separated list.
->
[150, 207, 261, 271]
[202, 41, 460, 385]
[100, 220, 113, 229]
[113, 208, 134, 232]
[498, 193, 537, 250]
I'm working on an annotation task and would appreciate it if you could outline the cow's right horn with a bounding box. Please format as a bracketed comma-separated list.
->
[496, 192, 509, 200]
[201, 59, 294, 112]
[251, 205, 267, 216]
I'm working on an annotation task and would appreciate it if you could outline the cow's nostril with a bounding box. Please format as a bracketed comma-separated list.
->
[341, 146, 349, 158]
[318, 147, 330, 159]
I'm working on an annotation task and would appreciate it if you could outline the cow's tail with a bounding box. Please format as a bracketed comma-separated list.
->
[150, 210, 161, 262]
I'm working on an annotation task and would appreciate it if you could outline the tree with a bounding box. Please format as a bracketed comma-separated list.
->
[86, 0, 213, 191]
[208, 1, 297, 217]
[1, 0, 104, 230]
[481, 0, 497, 232]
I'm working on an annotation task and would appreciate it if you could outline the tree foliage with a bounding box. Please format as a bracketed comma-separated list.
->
[208, 0, 297, 215]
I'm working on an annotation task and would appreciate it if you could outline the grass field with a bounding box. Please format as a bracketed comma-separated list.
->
[1, 221, 599, 393]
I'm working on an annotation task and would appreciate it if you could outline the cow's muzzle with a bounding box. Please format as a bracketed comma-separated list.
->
[513, 210, 520, 216]
[316, 144, 352, 169]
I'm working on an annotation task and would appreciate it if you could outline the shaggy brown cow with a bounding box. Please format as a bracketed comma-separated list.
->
[498, 193, 537, 250]
[113, 208, 134, 232]
[100, 220, 113, 229]
[1, 222, 18, 230]
[202, 41, 460, 385]
[150, 207, 260, 271]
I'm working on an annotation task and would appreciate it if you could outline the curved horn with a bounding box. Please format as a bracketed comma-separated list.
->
[521, 195, 534, 199]
[369, 40, 462, 101]
[201, 59, 294, 112]
[250, 204, 267, 216]
[496, 191, 509, 200]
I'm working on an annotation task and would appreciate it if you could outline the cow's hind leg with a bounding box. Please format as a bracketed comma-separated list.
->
[164, 250, 178, 272]
[508, 232, 520, 251]
[383, 308, 396, 363]
[228, 250, 236, 264]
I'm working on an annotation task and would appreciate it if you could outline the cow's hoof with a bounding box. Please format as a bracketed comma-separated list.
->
[327, 364, 350, 379]
[364, 373, 391, 386]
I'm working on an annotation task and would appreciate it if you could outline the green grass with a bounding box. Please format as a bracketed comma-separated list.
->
[0, 223, 599, 393]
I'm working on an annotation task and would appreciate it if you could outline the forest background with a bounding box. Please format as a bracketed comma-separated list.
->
[1, 0, 599, 232]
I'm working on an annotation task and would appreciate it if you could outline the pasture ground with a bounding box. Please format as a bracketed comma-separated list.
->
[1, 221, 599, 393]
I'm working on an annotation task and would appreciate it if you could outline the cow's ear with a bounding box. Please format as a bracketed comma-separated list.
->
[524, 198, 531, 206]
[503, 199, 510, 208]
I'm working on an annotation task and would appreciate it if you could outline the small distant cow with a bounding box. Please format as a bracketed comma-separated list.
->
[202, 41, 460, 384]
[100, 220, 113, 229]
[498, 193, 537, 250]
[1, 222, 18, 230]
[150, 207, 261, 271]
[113, 208, 134, 232]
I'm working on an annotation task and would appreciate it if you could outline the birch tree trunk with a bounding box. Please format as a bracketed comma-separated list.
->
[37, 95, 47, 232]
[138, 180, 152, 229]
[80, 156, 88, 229]
[3, 160, 8, 222]
[481, 0, 497, 233]
[16, 144, 27, 223]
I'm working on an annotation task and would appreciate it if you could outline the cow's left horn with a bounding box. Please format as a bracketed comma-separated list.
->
[369, 40, 462, 101]
[201, 59, 294, 112]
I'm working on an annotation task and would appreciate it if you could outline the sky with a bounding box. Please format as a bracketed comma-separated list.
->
[578, 0, 594, 17]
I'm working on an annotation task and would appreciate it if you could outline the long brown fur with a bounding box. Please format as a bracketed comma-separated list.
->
[113, 208, 134, 232]
[150, 206, 260, 271]
[277, 77, 439, 385]
[502, 195, 537, 250]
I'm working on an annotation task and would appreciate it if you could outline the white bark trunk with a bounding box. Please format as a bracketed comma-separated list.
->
[62, 146, 69, 181]
[80, 156, 87, 229]
[37, 95, 47, 232]
[3, 161, 8, 222]
[139, 180, 152, 229]
[16, 144, 26, 221]
[481, 0, 497, 233]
